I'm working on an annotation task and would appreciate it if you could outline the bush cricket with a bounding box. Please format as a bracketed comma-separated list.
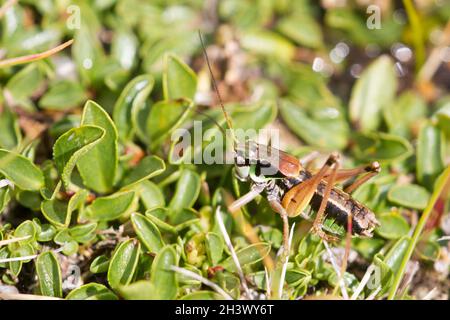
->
[198, 32, 381, 255]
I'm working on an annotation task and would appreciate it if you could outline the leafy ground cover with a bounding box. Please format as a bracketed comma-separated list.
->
[0, 0, 449, 300]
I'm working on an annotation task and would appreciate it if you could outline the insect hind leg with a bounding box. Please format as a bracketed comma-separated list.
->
[311, 154, 340, 242]
[343, 162, 380, 194]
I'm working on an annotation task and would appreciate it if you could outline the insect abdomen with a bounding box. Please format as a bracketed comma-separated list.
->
[309, 183, 378, 237]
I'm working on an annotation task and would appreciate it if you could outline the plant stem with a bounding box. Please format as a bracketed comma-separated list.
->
[0, 39, 73, 69]
[388, 165, 450, 299]
[402, 0, 425, 73]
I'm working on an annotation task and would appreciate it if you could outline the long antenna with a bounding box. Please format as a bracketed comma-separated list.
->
[198, 30, 237, 144]
[193, 108, 227, 137]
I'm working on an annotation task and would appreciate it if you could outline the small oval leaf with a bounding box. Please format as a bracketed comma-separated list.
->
[150, 245, 178, 300]
[66, 283, 117, 300]
[86, 191, 136, 221]
[220, 242, 271, 272]
[388, 184, 430, 210]
[107, 239, 141, 289]
[36, 251, 62, 298]
[130, 213, 164, 254]
[0, 149, 44, 191]
[53, 125, 105, 188]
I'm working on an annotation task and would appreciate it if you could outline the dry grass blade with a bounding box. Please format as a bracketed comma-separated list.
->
[277, 222, 295, 299]
[0, 39, 74, 69]
[0, 235, 31, 247]
[0, 247, 63, 264]
[0, 0, 17, 19]
[323, 241, 349, 300]
[215, 206, 252, 299]
[0, 292, 62, 300]
[170, 266, 233, 300]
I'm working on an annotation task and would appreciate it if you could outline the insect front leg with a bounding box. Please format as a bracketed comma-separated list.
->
[268, 199, 290, 259]
[228, 182, 266, 213]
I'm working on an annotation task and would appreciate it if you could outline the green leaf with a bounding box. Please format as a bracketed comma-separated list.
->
[384, 236, 411, 274]
[150, 245, 178, 300]
[120, 156, 166, 188]
[353, 132, 413, 162]
[36, 223, 56, 242]
[415, 240, 440, 261]
[107, 239, 141, 289]
[220, 242, 271, 272]
[376, 212, 410, 240]
[205, 232, 224, 265]
[53, 125, 105, 188]
[5, 63, 44, 108]
[181, 291, 224, 300]
[145, 208, 177, 234]
[85, 191, 136, 221]
[117, 280, 157, 300]
[349, 56, 397, 132]
[147, 99, 194, 150]
[169, 169, 201, 211]
[90, 255, 110, 274]
[113, 74, 154, 141]
[53, 229, 79, 256]
[388, 184, 430, 210]
[0, 106, 21, 150]
[0, 186, 11, 213]
[41, 189, 88, 228]
[230, 100, 278, 131]
[77, 101, 118, 193]
[16, 190, 41, 210]
[285, 269, 311, 287]
[66, 283, 118, 300]
[163, 53, 197, 100]
[417, 122, 445, 190]
[39, 80, 87, 110]
[14, 220, 36, 244]
[136, 180, 165, 210]
[352, 238, 385, 260]
[0, 149, 44, 191]
[130, 213, 164, 254]
[276, 13, 323, 49]
[240, 30, 295, 61]
[280, 99, 348, 150]
[69, 222, 98, 243]
[36, 251, 62, 298]
[434, 102, 450, 137]
[383, 91, 427, 138]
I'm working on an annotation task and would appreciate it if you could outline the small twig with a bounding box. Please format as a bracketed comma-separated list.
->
[323, 241, 349, 300]
[0, 39, 73, 69]
[0, 292, 62, 300]
[277, 222, 295, 299]
[0, 235, 30, 247]
[170, 266, 233, 300]
[0, 0, 17, 19]
[215, 206, 252, 299]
